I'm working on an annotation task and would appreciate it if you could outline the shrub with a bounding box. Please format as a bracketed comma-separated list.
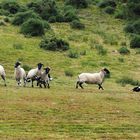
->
[118, 47, 130, 55]
[124, 20, 140, 34]
[115, 10, 125, 19]
[22, 64, 32, 71]
[40, 37, 69, 51]
[116, 76, 140, 86]
[80, 50, 86, 56]
[118, 57, 124, 63]
[0, 0, 21, 14]
[27, 0, 59, 21]
[65, 0, 88, 8]
[0, 20, 6, 26]
[65, 69, 74, 77]
[13, 43, 23, 50]
[135, 49, 140, 54]
[0, 9, 10, 16]
[104, 6, 115, 14]
[20, 18, 45, 36]
[12, 10, 40, 25]
[98, 0, 116, 8]
[3, 17, 10, 22]
[42, 21, 50, 30]
[63, 7, 78, 22]
[130, 35, 140, 48]
[95, 44, 107, 55]
[70, 20, 85, 29]
[68, 50, 79, 58]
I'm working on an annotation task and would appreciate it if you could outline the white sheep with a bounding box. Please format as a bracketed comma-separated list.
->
[76, 68, 110, 90]
[0, 65, 6, 86]
[14, 62, 26, 86]
[37, 67, 51, 88]
[26, 63, 43, 87]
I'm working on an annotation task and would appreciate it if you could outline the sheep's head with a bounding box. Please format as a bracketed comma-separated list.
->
[102, 68, 110, 78]
[15, 61, 21, 68]
[44, 67, 50, 74]
[37, 63, 43, 70]
[103, 68, 110, 74]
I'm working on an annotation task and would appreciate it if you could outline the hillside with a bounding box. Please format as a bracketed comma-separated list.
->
[0, 0, 140, 139]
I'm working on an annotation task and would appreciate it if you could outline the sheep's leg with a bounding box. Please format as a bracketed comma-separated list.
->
[43, 83, 46, 88]
[98, 84, 104, 90]
[23, 78, 26, 87]
[1, 75, 6, 86]
[47, 83, 50, 89]
[39, 83, 42, 88]
[79, 82, 84, 89]
[76, 81, 79, 88]
[31, 79, 34, 87]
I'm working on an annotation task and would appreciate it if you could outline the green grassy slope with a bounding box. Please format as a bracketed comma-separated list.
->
[0, 1, 140, 139]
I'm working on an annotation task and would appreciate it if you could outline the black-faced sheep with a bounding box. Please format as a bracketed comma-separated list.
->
[0, 65, 6, 86]
[14, 62, 26, 86]
[76, 68, 110, 90]
[37, 67, 51, 88]
[26, 63, 43, 87]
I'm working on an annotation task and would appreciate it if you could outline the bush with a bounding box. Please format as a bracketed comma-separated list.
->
[68, 50, 79, 58]
[95, 44, 107, 55]
[13, 43, 23, 50]
[118, 47, 130, 55]
[27, 0, 59, 21]
[0, 0, 21, 14]
[98, 0, 116, 8]
[0, 9, 10, 16]
[20, 18, 45, 36]
[65, 69, 74, 77]
[118, 57, 124, 63]
[3, 17, 10, 22]
[12, 10, 40, 25]
[42, 21, 50, 30]
[115, 10, 125, 19]
[63, 7, 78, 22]
[80, 50, 86, 55]
[124, 20, 140, 34]
[22, 64, 32, 71]
[104, 6, 115, 14]
[40, 37, 69, 51]
[116, 76, 140, 86]
[130, 35, 140, 48]
[65, 0, 88, 8]
[70, 20, 85, 29]
[0, 20, 6, 26]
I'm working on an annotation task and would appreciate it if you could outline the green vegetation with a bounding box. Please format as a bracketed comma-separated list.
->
[40, 37, 69, 51]
[118, 47, 130, 55]
[70, 19, 85, 29]
[0, 0, 140, 139]
[130, 35, 140, 48]
[65, 0, 89, 8]
[116, 76, 140, 86]
[21, 18, 45, 36]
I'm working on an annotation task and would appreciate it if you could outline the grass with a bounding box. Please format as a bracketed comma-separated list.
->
[0, 86, 140, 139]
[0, 1, 140, 139]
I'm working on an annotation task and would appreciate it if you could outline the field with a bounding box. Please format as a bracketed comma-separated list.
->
[0, 0, 140, 139]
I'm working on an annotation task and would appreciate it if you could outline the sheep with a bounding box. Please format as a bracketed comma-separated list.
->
[0, 65, 6, 86]
[26, 63, 43, 87]
[14, 61, 26, 86]
[132, 86, 140, 92]
[36, 67, 51, 88]
[76, 68, 110, 90]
